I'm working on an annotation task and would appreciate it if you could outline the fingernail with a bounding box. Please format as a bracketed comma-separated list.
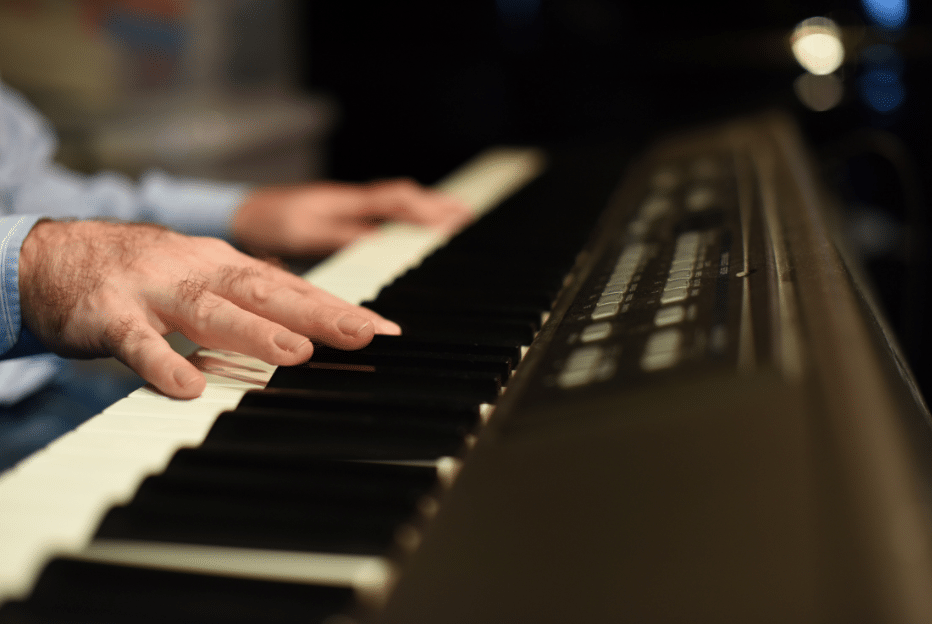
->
[173, 367, 201, 388]
[274, 331, 310, 352]
[379, 320, 402, 335]
[337, 314, 372, 337]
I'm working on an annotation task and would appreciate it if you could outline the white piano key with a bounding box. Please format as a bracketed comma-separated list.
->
[40, 428, 207, 460]
[77, 412, 217, 438]
[103, 396, 233, 421]
[127, 383, 251, 405]
[82, 540, 392, 590]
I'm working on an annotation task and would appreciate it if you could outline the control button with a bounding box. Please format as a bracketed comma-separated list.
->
[608, 272, 635, 289]
[663, 278, 690, 291]
[597, 292, 624, 305]
[602, 282, 626, 295]
[641, 329, 682, 371]
[580, 322, 612, 343]
[650, 167, 680, 190]
[686, 186, 717, 211]
[654, 306, 686, 327]
[640, 195, 673, 220]
[660, 288, 689, 304]
[673, 232, 700, 254]
[616, 243, 647, 269]
[591, 302, 620, 320]
[558, 346, 605, 388]
[628, 220, 649, 238]
[599, 243, 647, 314]
[690, 157, 722, 180]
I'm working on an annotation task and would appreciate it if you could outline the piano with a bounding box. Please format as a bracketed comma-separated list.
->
[2, 112, 932, 623]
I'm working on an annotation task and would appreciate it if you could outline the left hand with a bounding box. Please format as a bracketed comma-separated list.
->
[230, 178, 473, 258]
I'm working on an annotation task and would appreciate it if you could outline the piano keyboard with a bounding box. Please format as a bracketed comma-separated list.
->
[0, 147, 546, 610]
[5, 113, 932, 623]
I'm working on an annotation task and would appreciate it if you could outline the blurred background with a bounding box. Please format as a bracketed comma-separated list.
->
[0, 0, 930, 396]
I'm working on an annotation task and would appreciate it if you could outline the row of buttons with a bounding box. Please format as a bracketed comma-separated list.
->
[556, 158, 727, 388]
[650, 158, 724, 216]
[591, 243, 648, 321]
[562, 323, 687, 386]
[660, 232, 702, 305]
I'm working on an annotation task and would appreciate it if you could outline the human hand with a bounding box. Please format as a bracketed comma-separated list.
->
[231, 179, 473, 258]
[18, 219, 400, 399]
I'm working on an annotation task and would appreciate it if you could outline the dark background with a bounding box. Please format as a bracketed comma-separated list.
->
[298, 0, 932, 398]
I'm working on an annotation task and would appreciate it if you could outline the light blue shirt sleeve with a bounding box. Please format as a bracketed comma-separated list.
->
[0, 214, 44, 356]
[0, 80, 250, 358]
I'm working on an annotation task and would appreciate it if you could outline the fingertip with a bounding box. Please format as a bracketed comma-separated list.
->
[169, 365, 206, 399]
[376, 319, 402, 335]
[113, 323, 206, 399]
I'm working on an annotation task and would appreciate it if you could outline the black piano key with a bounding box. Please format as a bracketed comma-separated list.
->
[199, 407, 468, 460]
[160, 448, 439, 502]
[378, 316, 535, 347]
[373, 284, 556, 311]
[0, 558, 353, 624]
[162, 446, 439, 489]
[236, 388, 484, 425]
[308, 345, 513, 383]
[95, 457, 437, 554]
[354, 334, 522, 364]
[384, 270, 565, 297]
[364, 300, 545, 332]
[266, 366, 501, 404]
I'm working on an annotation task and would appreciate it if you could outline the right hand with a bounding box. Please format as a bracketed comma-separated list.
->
[18, 219, 400, 399]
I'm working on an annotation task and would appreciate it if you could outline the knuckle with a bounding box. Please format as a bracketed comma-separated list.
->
[217, 265, 262, 294]
[176, 273, 210, 304]
[188, 297, 221, 328]
[249, 281, 274, 304]
[103, 315, 144, 350]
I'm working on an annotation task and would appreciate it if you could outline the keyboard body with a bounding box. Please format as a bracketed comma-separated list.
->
[379, 112, 932, 623]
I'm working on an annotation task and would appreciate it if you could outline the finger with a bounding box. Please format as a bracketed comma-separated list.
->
[217, 261, 402, 337]
[216, 272, 387, 348]
[106, 317, 207, 399]
[364, 180, 473, 228]
[171, 289, 318, 364]
[298, 219, 379, 251]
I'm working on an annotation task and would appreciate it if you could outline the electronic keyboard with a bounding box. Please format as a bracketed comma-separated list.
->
[3, 113, 932, 623]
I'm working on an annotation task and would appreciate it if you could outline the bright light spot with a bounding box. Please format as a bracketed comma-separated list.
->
[861, 0, 909, 30]
[791, 17, 845, 75]
[794, 73, 844, 111]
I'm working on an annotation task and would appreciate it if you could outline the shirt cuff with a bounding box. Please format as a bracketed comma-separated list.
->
[138, 170, 250, 240]
[0, 214, 45, 357]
